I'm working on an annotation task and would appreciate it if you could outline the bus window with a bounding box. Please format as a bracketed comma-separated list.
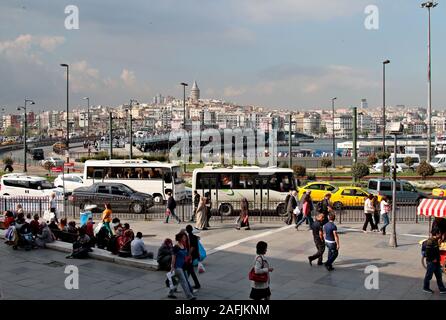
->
[235, 174, 254, 189]
[172, 167, 184, 184]
[197, 173, 217, 189]
[219, 174, 233, 189]
[163, 168, 172, 184]
[93, 169, 104, 180]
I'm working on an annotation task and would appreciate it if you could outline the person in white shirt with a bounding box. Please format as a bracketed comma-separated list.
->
[49, 193, 59, 223]
[363, 194, 377, 233]
[131, 232, 153, 259]
[379, 196, 391, 235]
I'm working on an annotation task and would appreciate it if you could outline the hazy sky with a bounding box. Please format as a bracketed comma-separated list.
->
[1, 0, 446, 112]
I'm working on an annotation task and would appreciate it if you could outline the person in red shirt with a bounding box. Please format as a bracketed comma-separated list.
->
[30, 214, 41, 236]
[3, 211, 15, 229]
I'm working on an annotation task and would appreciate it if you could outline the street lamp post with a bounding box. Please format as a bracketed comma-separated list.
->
[389, 122, 403, 248]
[382, 60, 390, 177]
[128, 99, 138, 159]
[83, 97, 90, 157]
[180, 83, 188, 172]
[331, 97, 337, 169]
[60, 64, 70, 165]
[18, 99, 35, 172]
[421, 1, 437, 163]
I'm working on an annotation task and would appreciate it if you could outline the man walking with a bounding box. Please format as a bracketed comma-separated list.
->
[285, 191, 298, 225]
[283, 190, 292, 225]
[165, 192, 181, 224]
[308, 213, 325, 266]
[190, 190, 200, 222]
[423, 229, 446, 294]
[323, 213, 339, 271]
[319, 193, 333, 225]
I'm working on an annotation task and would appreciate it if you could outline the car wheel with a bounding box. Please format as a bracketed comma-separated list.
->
[132, 202, 144, 214]
[276, 203, 287, 217]
[333, 201, 343, 210]
[219, 203, 233, 216]
[153, 194, 164, 205]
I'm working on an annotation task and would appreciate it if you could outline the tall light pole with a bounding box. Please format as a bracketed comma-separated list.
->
[421, 1, 437, 163]
[18, 99, 35, 172]
[128, 99, 138, 159]
[83, 97, 90, 157]
[331, 97, 337, 169]
[382, 59, 390, 178]
[180, 83, 188, 130]
[60, 63, 70, 164]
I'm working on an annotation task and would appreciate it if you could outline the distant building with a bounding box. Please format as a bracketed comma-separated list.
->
[334, 114, 353, 138]
[190, 81, 200, 102]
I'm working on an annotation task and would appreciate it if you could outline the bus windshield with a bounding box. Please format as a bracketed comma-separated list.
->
[172, 167, 184, 184]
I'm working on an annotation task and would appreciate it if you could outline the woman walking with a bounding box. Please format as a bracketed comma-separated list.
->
[102, 203, 113, 237]
[236, 198, 250, 230]
[168, 232, 196, 300]
[195, 197, 208, 230]
[362, 194, 376, 233]
[372, 196, 380, 231]
[249, 241, 273, 300]
[380, 196, 391, 235]
[296, 191, 314, 231]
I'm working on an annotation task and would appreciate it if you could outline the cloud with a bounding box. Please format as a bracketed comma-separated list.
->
[224, 86, 247, 97]
[120, 69, 137, 87]
[39, 36, 65, 52]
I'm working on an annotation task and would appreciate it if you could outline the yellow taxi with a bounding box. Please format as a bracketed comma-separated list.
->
[330, 186, 377, 210]
[432, 185, 446, 197]
[297, 182, 337, 202]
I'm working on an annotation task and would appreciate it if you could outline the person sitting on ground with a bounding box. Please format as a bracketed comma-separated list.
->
[3, 211, 15, 229]
[131, 232, 153, 259]
[96, 224, 111, 249]
[30, 214, 41, 236]
[59, 218, 67, 231]
[157, 238, 174, 271]
[66, 221, 78, 234]
[85, 217, 96, 247]
[111, 217, 121, 235]
[108, 227, 123, 255]
[118, 229, 134, 257]
[35, 222, 55, 248]
[66, 226, 91, 259]
[123, 223, 130, 232]
[25, 213, 32, 224]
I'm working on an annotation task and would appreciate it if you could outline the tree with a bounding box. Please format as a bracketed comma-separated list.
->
[5, 126, 19, 136]
[367, 154, 378, 166]
[404, 156, 415, 170]
[416, 161, 435, 180]
[321, 158, 332, 172]
[292, 165, 306, 178]
[377, 151, 390, 160]
[43, 161, 55, 173]
[2, 156, 13, 166]
[351, 163, 370, 182]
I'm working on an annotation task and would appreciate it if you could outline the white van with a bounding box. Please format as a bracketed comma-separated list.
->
[431, 154, 446, 172]
[373, 153, 421, 171]
[0, 173, 63, 197]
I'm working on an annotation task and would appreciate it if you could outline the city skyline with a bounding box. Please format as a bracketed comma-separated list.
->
[1, 1, 446, 111]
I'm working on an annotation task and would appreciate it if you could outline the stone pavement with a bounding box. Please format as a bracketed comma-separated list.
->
[0, 220, 445, 300]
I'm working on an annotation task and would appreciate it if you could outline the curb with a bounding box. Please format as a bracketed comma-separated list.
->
[0, 229, 159, 271]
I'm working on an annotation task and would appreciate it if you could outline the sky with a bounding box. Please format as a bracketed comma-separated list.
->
[1, 0, 446, 112]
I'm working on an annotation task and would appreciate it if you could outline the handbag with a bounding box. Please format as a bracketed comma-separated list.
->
[198, 240, 207, 262]
[248, 256, 268, 283]
[165, 208, 171, 216]
[293, 206, 301, 215]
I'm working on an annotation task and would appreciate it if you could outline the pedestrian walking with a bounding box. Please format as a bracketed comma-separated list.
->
[190, 190, 201, 222]
[323, 213, 340, 271]
[49, 192, 59, 224]
[423, 229, 446, 294]
[362, 194, 376, 233]
[165, 192, 181, 224]
[372, 196, 380, 231]
[236, 197, 250, 230]
[205, 192, 212, 228]
[185, 225, 201, 290]
[285, 190, 298, 225]
[168, 232, 196, 300]
[249, 241, 273, 301]
[379, 196, 391, 235]
[318, 193, 333, 225]
[101, 203, 113, 237]
[296, 191, 314, 230]
[308, 213, 325, 266]
[283, 190, 292, 224]
[195, 197, 208, 230]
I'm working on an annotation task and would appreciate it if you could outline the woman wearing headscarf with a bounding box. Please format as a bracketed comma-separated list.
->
[157, 238, 174, 271]
[35, 222, 55, 248]
[236, 197, 250, 230]
[195, 197, 208, 230]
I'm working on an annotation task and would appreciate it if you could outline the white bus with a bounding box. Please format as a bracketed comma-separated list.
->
[192, 166, 296, 216]
[83, 160, 186, 203]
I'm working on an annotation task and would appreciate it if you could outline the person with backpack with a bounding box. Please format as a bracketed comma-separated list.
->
[165, 192, 181, 224]
[249, 241, 273, 300]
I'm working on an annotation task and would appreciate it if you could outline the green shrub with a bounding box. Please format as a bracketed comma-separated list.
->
[306, 173, 316, 181]
[2, 156, 13, 166]
[351, 163, 370, 182]
[416, 161, 435, 180]
[292, 165, 306, 178]
[321, 158, 332, 171]
[404, 156, 414, 169]
[367, 154, 378, 166]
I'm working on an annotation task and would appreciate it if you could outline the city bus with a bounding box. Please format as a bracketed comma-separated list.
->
[192, 166, 296, 216]
[82, 160, 186, 203]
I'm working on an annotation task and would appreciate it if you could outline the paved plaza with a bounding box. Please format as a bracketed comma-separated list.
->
[0, 220, 445, 300]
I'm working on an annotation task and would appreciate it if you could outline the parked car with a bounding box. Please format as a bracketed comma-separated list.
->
[330, 187, 380, 210]
[432, 184, 446, 198]
[69, 183, 154, 214]
[0, 173, 63, 197]
[297, 182, 337, 202]
[31, 148, 44, 160]
[431, 154, 446, 172]
[367, 178, 425, 205]
[41, 157, 64, 168]
[54, 174, 84, 192]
